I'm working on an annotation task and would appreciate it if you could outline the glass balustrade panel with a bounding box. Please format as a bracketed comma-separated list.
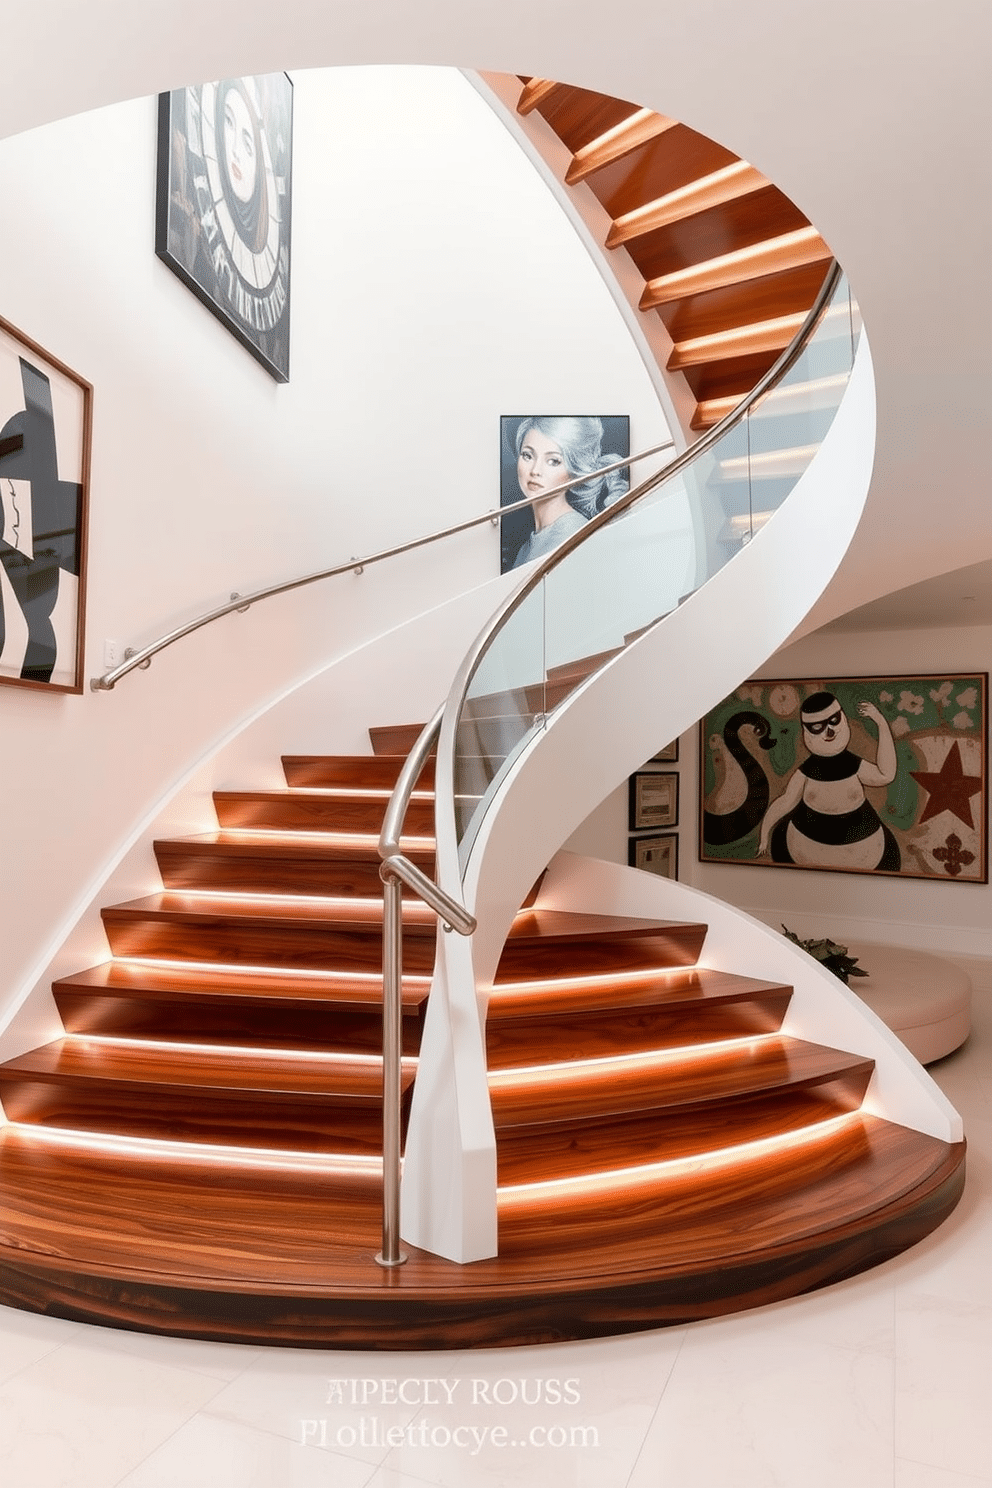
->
[744, 274, 856, 525]
[454, 578, 545, 856]
[453, 273, 858, 862]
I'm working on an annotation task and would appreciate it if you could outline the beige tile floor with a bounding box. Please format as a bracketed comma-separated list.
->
[0, 994, 988, 1488]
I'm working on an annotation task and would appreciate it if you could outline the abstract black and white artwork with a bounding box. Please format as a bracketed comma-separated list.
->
[156, 74, 293, 381]
[0, 316, 91, 693]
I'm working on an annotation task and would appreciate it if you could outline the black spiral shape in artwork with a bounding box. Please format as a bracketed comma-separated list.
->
[703, 711, 777, 846]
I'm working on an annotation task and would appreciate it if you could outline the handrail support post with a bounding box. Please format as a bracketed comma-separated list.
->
[376, 865, 408, 1269]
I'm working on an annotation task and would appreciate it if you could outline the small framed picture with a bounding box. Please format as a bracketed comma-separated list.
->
[1, 315, 92, 693]
[630, 770, 679, 829]
[650, 740, 679, 763]
[629, 832, 679, 879]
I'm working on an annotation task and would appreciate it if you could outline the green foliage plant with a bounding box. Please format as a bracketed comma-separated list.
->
[781, 925, 868, 985]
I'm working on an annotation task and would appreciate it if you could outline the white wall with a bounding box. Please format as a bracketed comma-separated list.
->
[575, 620, 992, 973]
[0, 66, 671, 1026]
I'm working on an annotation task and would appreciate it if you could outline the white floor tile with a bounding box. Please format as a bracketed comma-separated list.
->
[202, 1347, 472, 1468]
[0, 1305, 76, 1387]
[371, 1331, 686, 1488]
[116, 1411, 377, 1487]
[0, 1339, 227, 1488]
[627, 1333, 894, 1488]
[80, 1319, 261, 1382]
[895, 1293, 992, 1482]
[896, 1459, 992, 1487]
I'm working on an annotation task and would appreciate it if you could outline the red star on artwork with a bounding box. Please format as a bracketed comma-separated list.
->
[910, 741, 982, 828]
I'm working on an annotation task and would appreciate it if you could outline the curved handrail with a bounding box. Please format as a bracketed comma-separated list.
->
[441, 262, 844, 742]
[382, 262, 850, 1256]
[88, 438, 675, 692]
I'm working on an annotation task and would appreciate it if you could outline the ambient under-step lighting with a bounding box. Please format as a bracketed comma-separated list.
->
[282, 786, 434, 800]
[169, 888, 437, 914]
[221, 827, 435, 846]
[71, 1033, 417, 1069]
[490, 965, 692, 995]
[674, 312, 806, 359]
[112, 956, 431, 983]
[497, 1110, 861, 1204]
[488, 1032, 772, 1085]
[11, 1122, 386, 1175]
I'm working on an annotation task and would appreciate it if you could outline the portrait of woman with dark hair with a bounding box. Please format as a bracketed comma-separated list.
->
[499, 415, 630, 573]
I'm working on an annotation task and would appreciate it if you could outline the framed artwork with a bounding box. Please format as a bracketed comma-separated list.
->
[650, 739, 679, 763]
[499, 415, 630, 573]
[0, 316, 92, 693]
[700, 673, 988, 883]
[630, 770, 679, 830]
[629, 832, 679, 879]
[156, 73, 293, 382]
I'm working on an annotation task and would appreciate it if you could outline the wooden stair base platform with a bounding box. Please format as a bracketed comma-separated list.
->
[0, 722, 965, 1350]
[0, 1120, 964, 1348]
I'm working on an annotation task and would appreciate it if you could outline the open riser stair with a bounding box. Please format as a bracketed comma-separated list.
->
[502, 73, 833, 433]
[0, 720, 964, 1347]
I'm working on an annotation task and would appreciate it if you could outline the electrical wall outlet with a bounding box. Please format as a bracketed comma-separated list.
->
[103, 640, 124, 668]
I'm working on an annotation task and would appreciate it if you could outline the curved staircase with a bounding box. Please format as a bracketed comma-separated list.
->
[0, 724, 964, 1347]
[482, 72, 833, 433]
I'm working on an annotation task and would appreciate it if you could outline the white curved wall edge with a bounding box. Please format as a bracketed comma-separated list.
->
[400, 929, 498, 1261]
[400, 332, 878, 1261]
[466, 333, 876, 976]
[0, 567, 522, 1086]
[539, 850, 962, 1145]
[466, 69, 694, 446]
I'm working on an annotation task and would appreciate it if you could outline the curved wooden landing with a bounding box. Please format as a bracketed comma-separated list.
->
[0, 1120, 964, 1348]
[0, 736, 966, 1350]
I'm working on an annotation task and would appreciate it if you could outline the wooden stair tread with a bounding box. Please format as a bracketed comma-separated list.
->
[159, 830, 433, 858]
[154, 832, 434, 899]
[488, 1037, 873, 1127]
[54, 960, 429, 1010]
[488, 967, 791, 1018]
[369, 723, 428, 756]
[495, 1083, 868, 1186]
[212, 788, 434, 835]
[506, 909, 697, 941]
[494, 1120, 965, 1276]
[0, 1037, 407, 1099]
[282, 754, 435, 789]
[606, 161, 770, 247]
[104, 891, 435, 929]
[485, 969, 793, 1066]
[0, 1120, 963, 1297]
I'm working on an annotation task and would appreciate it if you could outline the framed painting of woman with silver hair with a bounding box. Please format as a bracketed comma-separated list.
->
[500, 415, 630, 574]
[155, 73, 293, 382]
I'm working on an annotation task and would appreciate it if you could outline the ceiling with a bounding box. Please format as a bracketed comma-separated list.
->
[2, 0, 990, 645]
[816, 558, 992, 635]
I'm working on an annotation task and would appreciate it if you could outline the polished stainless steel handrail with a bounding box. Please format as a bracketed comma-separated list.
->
[376, 262, 844, 1267]
[441, 263, 844, 728]
[88, 438, 675, 692]
[376, 708, 476, 1267]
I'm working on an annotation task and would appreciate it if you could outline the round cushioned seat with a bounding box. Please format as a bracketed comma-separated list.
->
[844, 941, 972, 1065]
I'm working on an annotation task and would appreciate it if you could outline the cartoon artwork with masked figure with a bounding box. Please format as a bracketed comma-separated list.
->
[0, 344, 87, 690]
[700, 675, 988, 882]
